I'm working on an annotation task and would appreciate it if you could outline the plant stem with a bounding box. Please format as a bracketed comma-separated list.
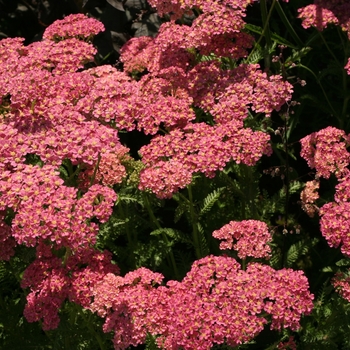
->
[242, 164, 258, 220]
[275, 1, 303, 48]
[78, 306, 106, 350]
[298, 64, 339, 119]
[117, 200, 132, 244]
[90, 153, 101, 187]
[187, 185, 202, 259]
[247, 0, 276, 69]
[143, 193, 179, 279]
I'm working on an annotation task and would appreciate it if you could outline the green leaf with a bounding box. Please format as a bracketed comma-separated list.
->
[336, 259, 350, 267]
[174, 200, 190, 223]
[150, 228, 191, 244]
[244, 23, 298, 49]
[199, 187, 225, 218]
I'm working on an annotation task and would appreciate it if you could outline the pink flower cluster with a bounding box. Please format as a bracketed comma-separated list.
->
[90, 268, 164, 348]
[119, 4, 293, 199]
[91, 255, 313, 350]
[0, 13, 302, 349]
[139, 122, 272, 198]
[320, 199, 350, 257]
[78, 148, 130, 189]
[300, 126, 350, 179]
[21, 243, 118, 330]
[300, 180, 320, 217]
[118, 2, 292, 200]
[298, 4, 339, 31]
[43, 13, 105, 41]
[212, 220, 272, 259]
[300, 127, 350, 257]
[1, 164, 116, 249]
[298, 1, 350, 39]
[332, 271, 350, 302]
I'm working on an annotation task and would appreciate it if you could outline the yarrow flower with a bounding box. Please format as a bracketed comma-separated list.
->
[298, 0, 350, 39]
[300, 180, 320, 217]
[332, 271, 350, 302]
[1, 164, 116, 249]
[91, 255, 313, 350]
[21, 243, 118, 330]
[139, 121, 272, 198]
[319, 201, 350, 257]
[298, 4, 339, 31]
[212, 220, 272, 259]
[43, 13, 105, 41]
[90, 268, 164, 349]
[300, 126, 350, 179]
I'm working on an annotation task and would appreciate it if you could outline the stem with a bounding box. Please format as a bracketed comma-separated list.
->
[117, 200, 132, 246]
[187, 185, 202, 259]
[89, 153, 101, 187]
[337, 27, 350, 126]
[247, 0, 276, 68]
[143, 193, 179, 279]
[283, 116, 290, 230]
[241, 165, 258, 220]
[319, 31, 344, 70]
[66, 164, 82, 186]
[260, 0, 273, 49]
[78, 306, 106, 350]
[275, 1, 304, 48]
[298, 64, 339, 118]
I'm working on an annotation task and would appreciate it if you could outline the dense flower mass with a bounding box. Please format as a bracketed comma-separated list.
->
[43, 13, 105, 41]
[0, 163, 117, 249]
[212, 220, 272, 259]
[139, 121, 272, 198]
[332, 271, 350, 302]
[298, 4, 339, 31]
[298, 0, 350, 38]
[300, 126, 350, 179]
[319, 201, 350, 256]
[21, 243, 118, 330]
[300, 180, 320, 217]
[91, 256, 313, 350]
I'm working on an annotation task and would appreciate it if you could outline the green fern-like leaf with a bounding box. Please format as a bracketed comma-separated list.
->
[174, 200, 190, 223]
[145, 333, 160, 350]
[149, 228, 191, 244]
[197, 222, 209, 256]
[199, 187, 225, 218]
[286, 245, 299, 266]
[286, 240, 309, 266]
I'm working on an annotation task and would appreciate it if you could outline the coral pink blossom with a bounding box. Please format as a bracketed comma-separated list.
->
[298, 1, 350, 39]
[43, 13, 105, 41]
[212, 220, 272, 259]
[91, 256, 313, 350]
[332, 271, 350, 302]
[21, 244, 118, 330]
[319, 201, 350, 256]
[300, 126, 350, 179]
[300, 180, 320, 217]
